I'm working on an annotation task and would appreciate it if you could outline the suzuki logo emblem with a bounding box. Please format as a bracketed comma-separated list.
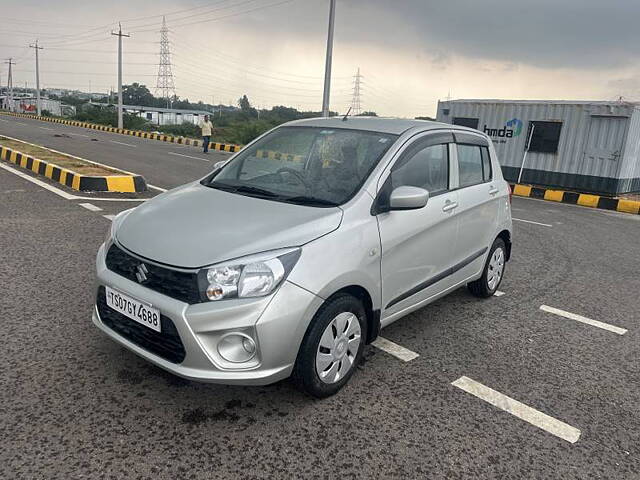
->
[135, 263, 149, 283]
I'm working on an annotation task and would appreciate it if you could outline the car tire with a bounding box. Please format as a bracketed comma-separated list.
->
[468, 237, 506, 298]
[293, 293, 367, 398]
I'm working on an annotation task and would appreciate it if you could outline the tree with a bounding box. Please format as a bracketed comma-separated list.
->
[238, 94, 252, 112]
[358, 111, 378, 116]
[122, 83, 155, 106]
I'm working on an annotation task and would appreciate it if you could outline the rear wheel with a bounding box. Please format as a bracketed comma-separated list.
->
[293, 294, 367, 398]
[468, 238, 506, 298]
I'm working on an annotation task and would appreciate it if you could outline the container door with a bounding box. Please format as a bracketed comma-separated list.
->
[583, 116, 627, 177]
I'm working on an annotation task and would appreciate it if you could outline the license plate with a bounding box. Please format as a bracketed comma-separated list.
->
[105, 286, 161, 332]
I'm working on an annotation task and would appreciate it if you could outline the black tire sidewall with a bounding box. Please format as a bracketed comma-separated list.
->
[294, 294, 367, 398]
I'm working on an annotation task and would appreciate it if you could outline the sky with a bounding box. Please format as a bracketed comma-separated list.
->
[2, 0, 640, 117]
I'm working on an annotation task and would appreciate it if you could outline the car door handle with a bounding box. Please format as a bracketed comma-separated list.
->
[489, 186, 499, 195]
[442, 201, 458, 212]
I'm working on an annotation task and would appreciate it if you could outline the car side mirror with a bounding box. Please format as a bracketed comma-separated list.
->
[389, 186, 429, 210]
[214, 160, 228, 170]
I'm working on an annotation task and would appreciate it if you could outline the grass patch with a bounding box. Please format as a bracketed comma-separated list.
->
[0, 136, 119, 176]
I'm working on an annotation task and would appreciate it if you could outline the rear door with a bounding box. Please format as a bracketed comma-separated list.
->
[450, 132, 500, 284]
[377, 131, 460, 320]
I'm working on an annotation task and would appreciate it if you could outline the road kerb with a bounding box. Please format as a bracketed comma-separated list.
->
[0, 143, 146, 193]
[510, 183, 640, 216]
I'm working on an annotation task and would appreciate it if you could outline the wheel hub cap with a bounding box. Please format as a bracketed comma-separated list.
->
[487, 247, 505, 291]
[315, 312, 362, 384]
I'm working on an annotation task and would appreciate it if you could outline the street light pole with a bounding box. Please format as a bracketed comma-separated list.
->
[111, 23, 130, 129]
[321, 0, 336, 117]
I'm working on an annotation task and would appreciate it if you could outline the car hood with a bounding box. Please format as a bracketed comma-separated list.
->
[115, 182, 343, 268]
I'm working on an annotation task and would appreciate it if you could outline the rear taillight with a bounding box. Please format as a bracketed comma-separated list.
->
[508, 184, 513, 204]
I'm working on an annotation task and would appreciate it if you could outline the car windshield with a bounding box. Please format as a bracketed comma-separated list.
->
[205, 126, 398, 206]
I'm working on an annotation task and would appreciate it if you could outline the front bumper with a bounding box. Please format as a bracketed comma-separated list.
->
[93, 242, 323, 385]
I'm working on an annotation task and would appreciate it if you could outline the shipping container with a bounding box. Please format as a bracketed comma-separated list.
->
[436, 99, 640, 195]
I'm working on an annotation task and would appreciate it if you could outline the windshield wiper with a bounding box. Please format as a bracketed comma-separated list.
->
[209, 182, 278, 198]
[283, 195, 339, 207]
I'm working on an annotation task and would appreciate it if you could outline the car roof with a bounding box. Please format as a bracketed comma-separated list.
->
[284, 116, 461, 135]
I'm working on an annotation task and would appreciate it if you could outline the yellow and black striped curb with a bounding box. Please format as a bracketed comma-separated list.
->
[510, 184, 640, 215]
[0, 111, 243, 153]
[0, 144, 146, 193]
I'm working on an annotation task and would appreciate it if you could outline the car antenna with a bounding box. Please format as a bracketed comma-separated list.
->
[342, 106, 352, 122]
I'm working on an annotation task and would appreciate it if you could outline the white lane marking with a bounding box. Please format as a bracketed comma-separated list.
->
[103, 214, 116, 221]
[512, 217, 553, 227]
[147, 184, 167, 192]
[14, 122, 27, 125]
[79, 202, 103, 212]
[371, 336, 419, 362]
[0, 118, 8, 122]
[0, 161, 77, 199]
[68, 132, 89, 138]
[168, 151, 209, 162]
[39, 126, 53, 131]
[452, 376, 581, 444]
[540, 305, 627, 335]
[110, 140, 137, 148]
[494, 290, 505, 297]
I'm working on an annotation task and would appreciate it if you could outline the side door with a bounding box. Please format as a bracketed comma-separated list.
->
[376, 132, 460, 321]
[583, 116, 627, 178]
[450, 132, 500, 284]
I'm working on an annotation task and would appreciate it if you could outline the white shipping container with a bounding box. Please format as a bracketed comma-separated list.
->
[436, 99, 640, 195]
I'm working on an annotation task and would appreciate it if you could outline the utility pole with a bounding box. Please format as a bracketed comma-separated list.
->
[321, 0, 336, 117]
[29, 40, 43, 115]
[5, 58, 15, 112]
[350, 67, 362, 116]
[111, 23, 130, 129]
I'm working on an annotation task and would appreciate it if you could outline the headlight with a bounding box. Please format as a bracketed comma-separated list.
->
[200, 248, 300, 301]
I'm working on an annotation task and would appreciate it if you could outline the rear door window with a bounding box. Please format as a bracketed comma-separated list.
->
[457, 144, 484, 188]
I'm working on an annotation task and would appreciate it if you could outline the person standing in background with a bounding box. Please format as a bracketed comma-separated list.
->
[201, 115, 213, 154]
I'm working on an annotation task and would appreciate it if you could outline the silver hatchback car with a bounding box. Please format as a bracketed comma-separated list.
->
[94, 117, 512, 397]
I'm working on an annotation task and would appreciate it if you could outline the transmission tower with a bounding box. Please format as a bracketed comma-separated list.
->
[155, 16, 176, 109]
[350, 67, 362, 116]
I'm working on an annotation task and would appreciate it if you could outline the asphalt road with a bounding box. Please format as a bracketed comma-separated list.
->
[0, 114, 228, 189]
[1, 120, 640, 479]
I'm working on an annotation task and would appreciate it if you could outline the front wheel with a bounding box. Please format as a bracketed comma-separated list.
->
[468, 238, 506, 298]
[293, 294, 367, 398]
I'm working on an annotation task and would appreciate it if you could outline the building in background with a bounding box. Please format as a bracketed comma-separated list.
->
[437, 99, 640, 195]
[91, 103, 215, 126]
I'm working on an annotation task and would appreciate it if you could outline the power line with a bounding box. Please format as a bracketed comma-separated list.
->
[131, 0, 299, 33]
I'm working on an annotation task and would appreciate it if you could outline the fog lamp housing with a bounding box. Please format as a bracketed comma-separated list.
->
[217, 332, 257, 363]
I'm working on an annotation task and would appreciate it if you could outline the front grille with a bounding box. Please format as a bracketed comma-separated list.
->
[105, 243, 202, 304]
[96, 286, 186, 364]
